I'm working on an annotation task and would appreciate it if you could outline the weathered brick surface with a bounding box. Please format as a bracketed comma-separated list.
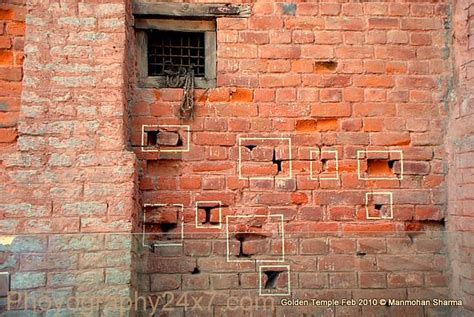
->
[0, 0, 472, 316]
[447, 0, 474, 315]
[130, 1, 461, 316]
[0, 0, 137, 315]
[0, 1, 24, 145]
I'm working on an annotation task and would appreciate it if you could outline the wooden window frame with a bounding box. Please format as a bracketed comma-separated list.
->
[133, 1, 250, 89]
[136, 19, 217, 89]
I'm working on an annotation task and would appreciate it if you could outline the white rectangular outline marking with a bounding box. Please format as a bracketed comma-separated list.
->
[142, 203, 184, 248]
[309, 149, 339, 181]
[365, 192, 394, 220]
[258, 265, 291, 296]
[238, 137, 292, 180]
[195, 201, 222, 229]
[141, 124, 191, 153]
[357, 150, 403, 180]
[226, 214, 285, 263]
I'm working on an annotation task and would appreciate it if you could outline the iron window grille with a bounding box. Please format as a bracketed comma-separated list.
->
[148, 30, 206, 77]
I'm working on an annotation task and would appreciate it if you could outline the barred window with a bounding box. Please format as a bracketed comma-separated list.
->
[148, 31, 206, 77]
[135, 19, 216, 89]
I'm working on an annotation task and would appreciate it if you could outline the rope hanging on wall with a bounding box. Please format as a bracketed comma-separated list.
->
[163, 62, 196, 120]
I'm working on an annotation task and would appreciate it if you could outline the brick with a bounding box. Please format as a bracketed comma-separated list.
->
[252, 3, 273, 15]
[401, 18, 441, 30]
[314, 31, 343, 44]
[6, 22, 25, 36]
[253, 89, 274, 102]
[269, 30, 292, 43]
[299, 273, 327, 289]
[211, 274, 239, 289]
[389, 4, 409, 16]
[328, 206, 354, 221]
[0, 51, 13, 66]
[320, 89, 342, 102]
[304, 75, 351, 87]
[150, 274, 180, 292]
[276, 88, 296, 102]
[285, 17, 325, 30]
[230, 88, 252, 102]
[292, 30, 314, 44]
[217, 18, 246, 30]
[300, 238, 328, 255]
[387, 30, 409, 44]
[260, 45, 301, 59]
[368, 18, 399, 29]
[0, 9, 14, 20]
[238, 31, 269, 45]
[319, 255, 355, 271]
[249, 16, 283, 30]
[194, 133, 235, 146]
[62, 202, 107, 216]
[11, 272, 45, 289]
[359, 273, 387, 289]
[343, 88, 364, 102]
[0, 36, 11, 49]
[311, 103, 351, 117]
[342, 4, 363, 16]
[326, 17, 365, 31]
[320, 3, 341, 16]
[335, 47, 373, 59]
[364, 3, 387, 15]
[375, 47, 415, 60]
[344, 31, 365, 45]
[330, 238, 356, 254]
[299, 206, 323, 221]
[267, 60, 291, 73]
[0, 127, 17, 143]
[354, 75, 394, 88]
[411, 33, 432, 45]
[296, 3, 318, 16]
[330, 273, 357, 288]
[371, 132, 411, 146]
[259, 74, 301, 87]
[341, 119, 362, 132]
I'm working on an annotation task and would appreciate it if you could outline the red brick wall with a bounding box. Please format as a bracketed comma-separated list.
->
[0, 1, 138, 315]
[448, 0, 474, 314]
[0, 0, 471, 315]
[0, 1, 25, 145]
[131, 1, 456, 315]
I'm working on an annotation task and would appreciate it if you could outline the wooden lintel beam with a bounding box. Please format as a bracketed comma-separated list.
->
[132, 1, 252, 17]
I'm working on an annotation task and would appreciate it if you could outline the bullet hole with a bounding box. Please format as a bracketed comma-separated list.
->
[272, 150, 283, 174]
[160, 223, 177, 233]
[356, 251, 366, 257]
[146, 130, 182, 147]
[245, 144, 257, 151]
[314, 61, 337, 73]
[235, 234, 250, 258]
[264, 271, 281, 289]
[388, 160, 395, 169]
[203, 206, 212, 224]
[198, 204, 221, 226]
[147, 131, 158, 146]
[321, 158, 328, 170]
[367, 159, 395, 177]
[191, 266, 200, 274]
[176, 135, 183, 146]
[374, 204, 383, 211]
